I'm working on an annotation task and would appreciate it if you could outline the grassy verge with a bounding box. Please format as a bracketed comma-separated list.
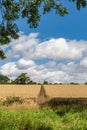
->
[1, 95, 87, 129]
[0, 108, 87, 130]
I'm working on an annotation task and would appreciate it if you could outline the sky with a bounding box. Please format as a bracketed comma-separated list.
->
[0, 1, 87, 84]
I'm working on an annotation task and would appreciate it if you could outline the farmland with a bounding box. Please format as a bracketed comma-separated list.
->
[0, 84, 87, 130]
[0, 84, 87, 109]
[0, 84, 87, 99]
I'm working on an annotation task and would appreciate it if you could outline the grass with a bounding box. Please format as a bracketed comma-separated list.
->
[0, 108, 87, 130]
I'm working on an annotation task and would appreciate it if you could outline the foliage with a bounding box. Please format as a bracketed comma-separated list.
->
[70, 82, 79, 85]
[0, 0, 87, 59]
[2, 96, 23, 106]
[0, 73, 37, 84]
[41, 97, 87, 109]
[29, 80, 37, 84]
[0, 108, 87, 129]
[0, 74, 10, 84]
[43, 80, 49, 84]
[14, 73, 31, 84]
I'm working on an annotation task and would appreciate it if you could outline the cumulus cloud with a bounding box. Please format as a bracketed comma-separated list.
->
[5, 32, 39, 59]
[25, 38, 86, 60]
[16, 58, 35, 69]
[1, 33, 87, 83]
[0, 62, 18, 78]
[80, 57, 87, 68]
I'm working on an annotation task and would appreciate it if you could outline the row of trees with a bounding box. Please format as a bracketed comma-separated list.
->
[0, 73, 69, 85]
[1, 73, 87, 85]
[0, 73, 37, 84]
[0, 73, 50, 84]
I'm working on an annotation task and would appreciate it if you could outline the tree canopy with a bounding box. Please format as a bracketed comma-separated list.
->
[0, 0, 87, 59]
[14, 73, 36, 84]
[14, 73, 31, 84]
[0, 74, 10, 83]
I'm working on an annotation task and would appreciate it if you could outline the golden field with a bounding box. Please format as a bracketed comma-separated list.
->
[0, 84, 87, 99]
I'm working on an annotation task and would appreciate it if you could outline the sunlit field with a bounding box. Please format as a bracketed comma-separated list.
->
[0, 84, 87, 109]
[0, 84, 87, 98]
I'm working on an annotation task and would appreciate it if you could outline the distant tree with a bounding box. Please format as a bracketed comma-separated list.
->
[0, 74, 10, 84]
[43, 80, 49, 85]
[29, 80, 37, 84]
[14, 73, 31, 84]
[84, 82, 87, 85]
[70, 82, 79, 85]
[0, 0, 87, 59]
[14, 73, 36, 84]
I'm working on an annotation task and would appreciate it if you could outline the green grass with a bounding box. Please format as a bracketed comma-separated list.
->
[0, 108, 87, 130]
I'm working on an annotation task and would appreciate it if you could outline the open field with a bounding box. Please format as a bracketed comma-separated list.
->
[0, 84, 87, 109]
[0, 84, 87, 99]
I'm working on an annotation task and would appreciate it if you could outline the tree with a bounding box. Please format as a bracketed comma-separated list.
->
[0, 0, 87, 59]
[84, 82, 87, 85]
[43, 80, 49, 84]
[14, 72, 36, 84]
[14, 73, 31, 84]
[0, 74, 10, 84]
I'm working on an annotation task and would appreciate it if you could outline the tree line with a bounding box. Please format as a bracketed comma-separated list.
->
[0, 73, 87, 85]
[0, 73, 50, 84]
[0, 73, 37, 84]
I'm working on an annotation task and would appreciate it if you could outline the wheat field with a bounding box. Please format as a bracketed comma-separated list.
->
[0, 84, 87, 99]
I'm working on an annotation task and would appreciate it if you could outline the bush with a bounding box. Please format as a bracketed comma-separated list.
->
[2, 96, 24, 106]
[41, 97, 87, 109]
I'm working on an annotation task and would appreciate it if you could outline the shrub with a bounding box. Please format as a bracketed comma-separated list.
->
[2, 96, 24, 106]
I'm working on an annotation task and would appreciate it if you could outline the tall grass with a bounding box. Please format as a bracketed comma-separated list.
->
[0, 108, 87, 130]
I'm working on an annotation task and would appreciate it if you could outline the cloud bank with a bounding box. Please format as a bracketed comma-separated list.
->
[1, 33, 87, 83]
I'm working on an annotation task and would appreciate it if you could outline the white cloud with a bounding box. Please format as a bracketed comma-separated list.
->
[16, 58, 35, 69]
[1, 33, 87, 83]
[26, 38, 86, 60]
[0, 62, 17, 78]
[80, 57, 87, 68]
[5, 33, 39, 59]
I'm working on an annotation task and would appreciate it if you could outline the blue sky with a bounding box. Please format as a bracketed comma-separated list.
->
[18, 2, 87, 40]
[0, 2, 87, 83]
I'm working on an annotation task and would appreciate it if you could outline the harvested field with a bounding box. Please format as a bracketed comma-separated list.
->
[0, 84, 87, 99]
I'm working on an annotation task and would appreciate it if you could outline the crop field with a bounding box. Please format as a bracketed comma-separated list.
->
[0, 84, 87, 99]
[0, 84, 87, 109]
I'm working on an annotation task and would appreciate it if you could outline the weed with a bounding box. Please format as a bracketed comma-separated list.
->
[2, 96, 24, 106]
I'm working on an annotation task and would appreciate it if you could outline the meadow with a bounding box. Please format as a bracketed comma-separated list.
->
[0, 84, 87, 129]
